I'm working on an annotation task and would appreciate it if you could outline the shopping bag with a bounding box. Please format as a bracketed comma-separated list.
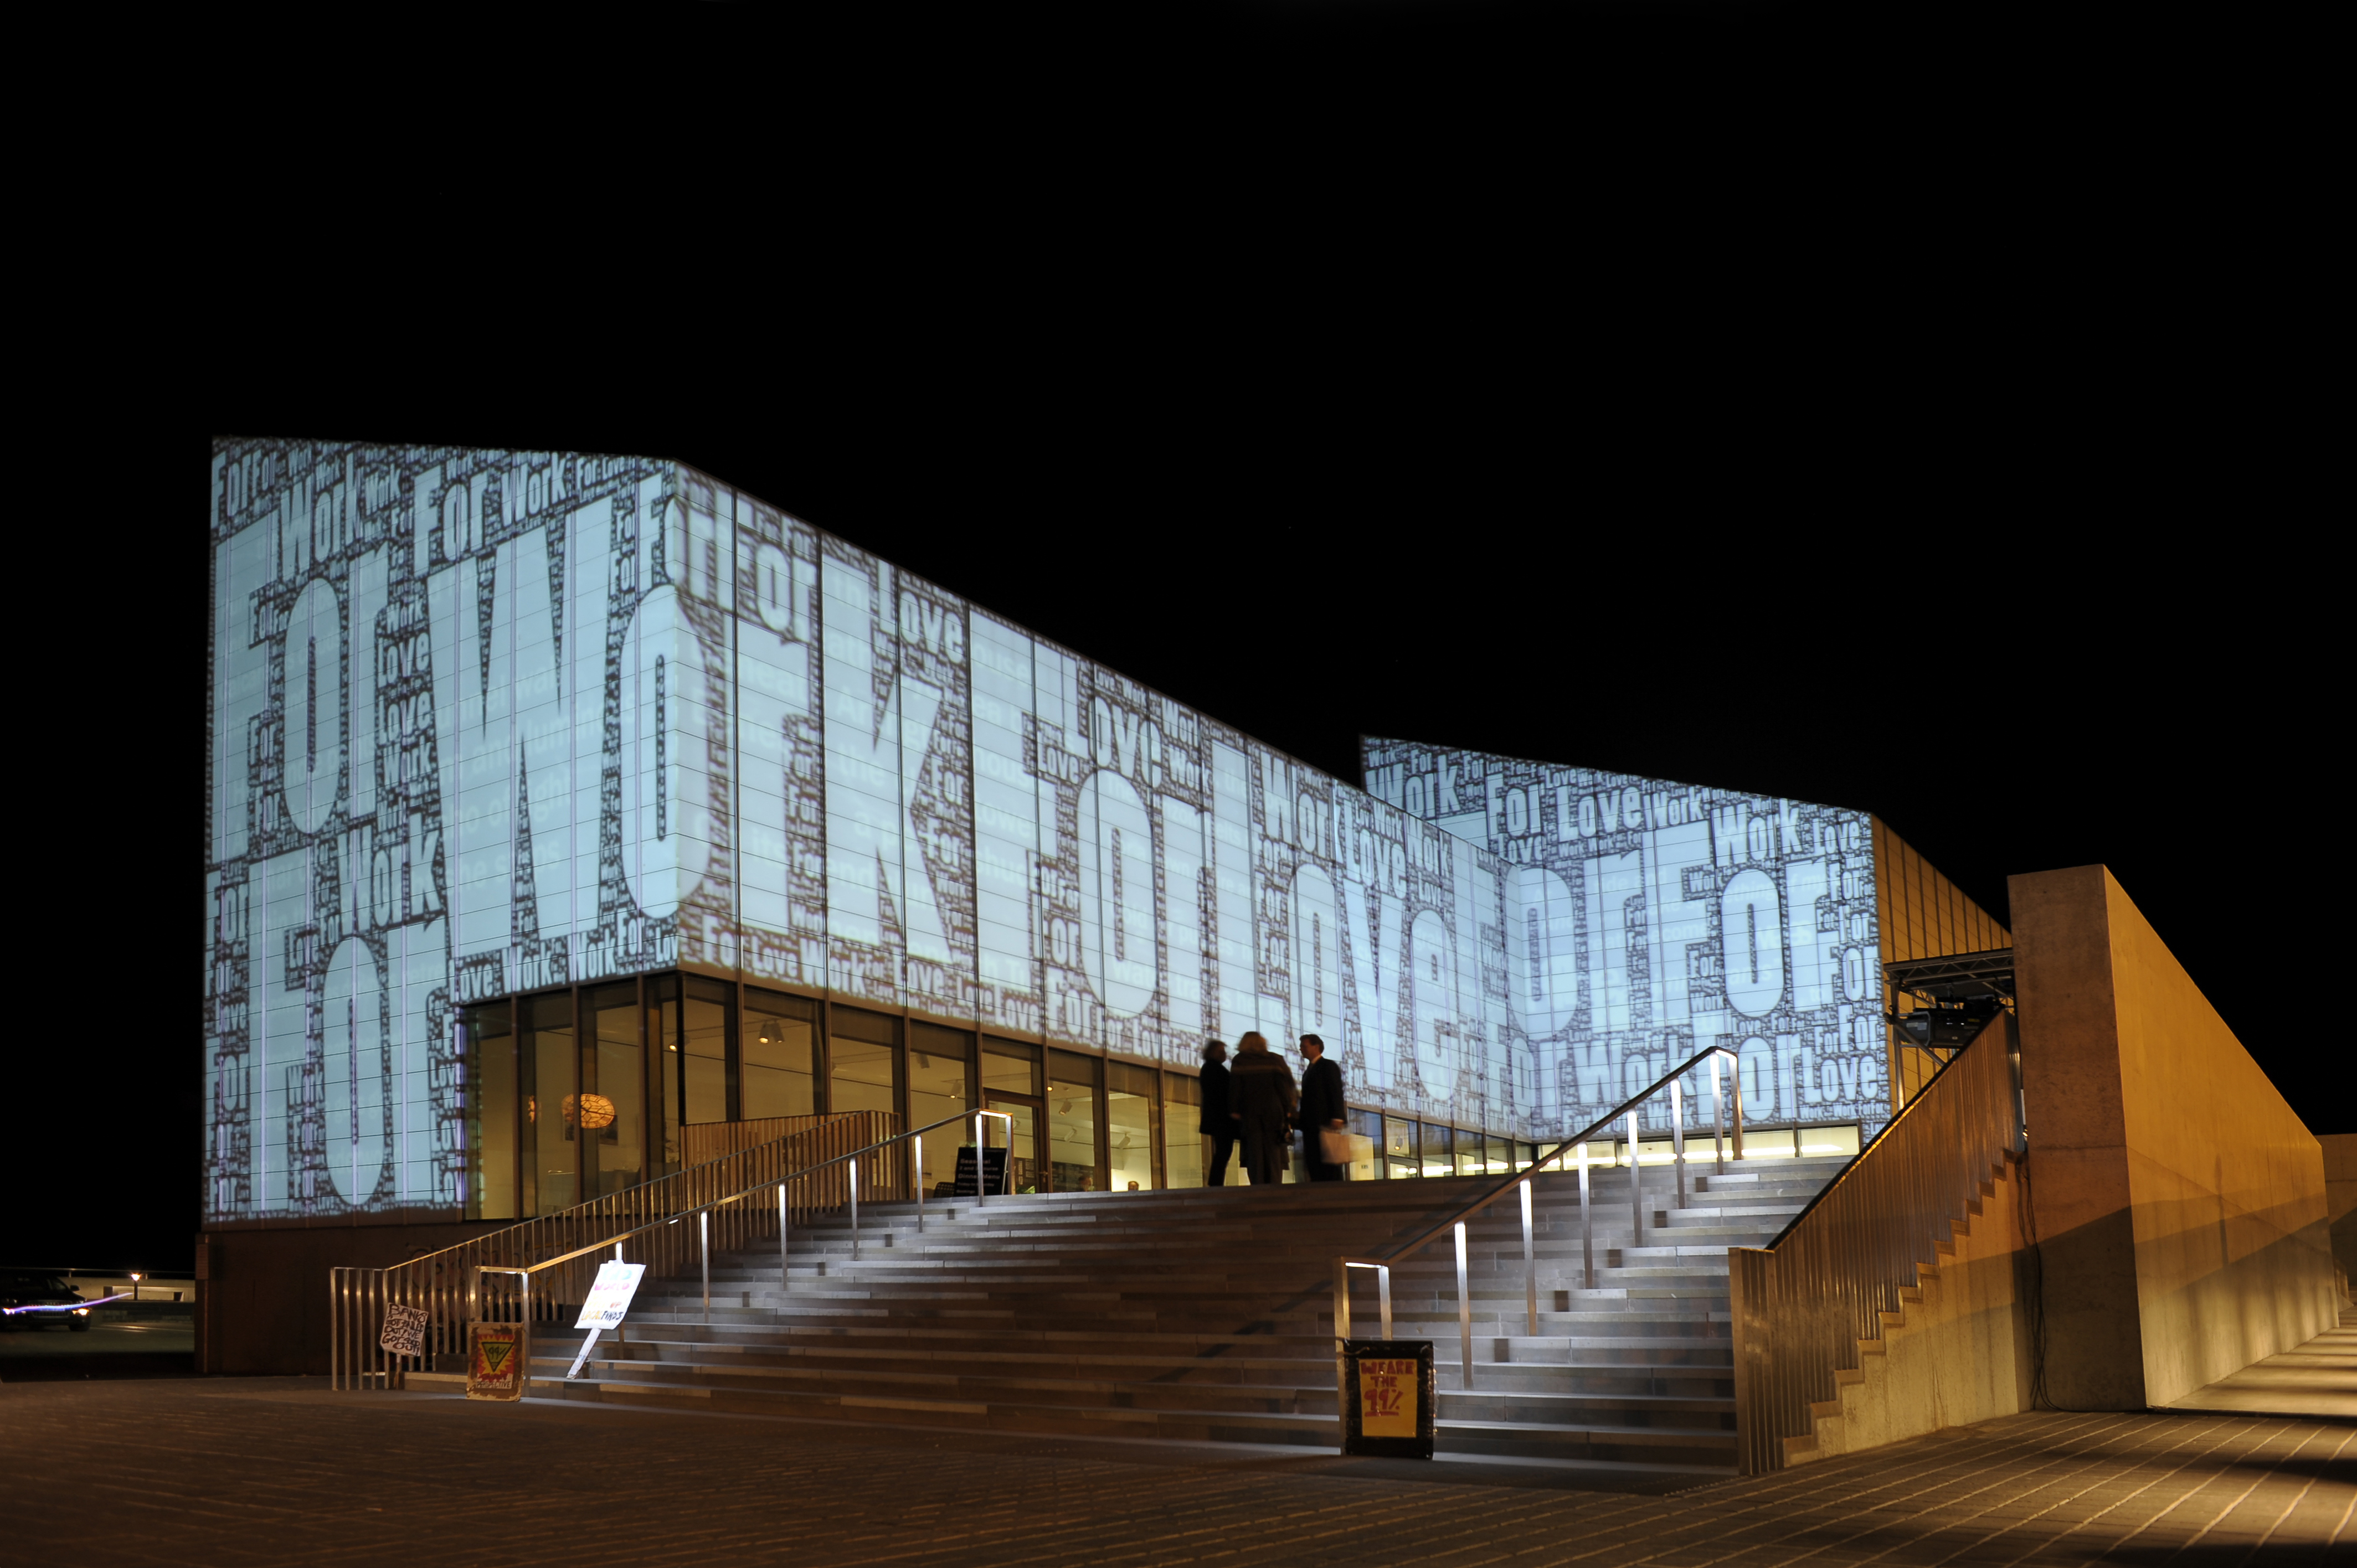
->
[1319, 1127, 1352, 1165]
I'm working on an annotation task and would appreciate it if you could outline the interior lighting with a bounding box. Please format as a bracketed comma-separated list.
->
[564, 1094, 617, 1130]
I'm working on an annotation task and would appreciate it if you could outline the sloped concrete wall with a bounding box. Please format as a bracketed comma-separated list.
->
[1794, 1153, 2031, 1463]
[2013, 865, 2335, 1410]
[2322, 1133, 2357, 1293]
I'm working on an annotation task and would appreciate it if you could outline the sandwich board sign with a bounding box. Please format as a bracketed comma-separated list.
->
[466, 1322, 527, 1401]
[1340, 1339, 1435, 1458]
[566, 1260, 646, 1381]
[952, 1146, 1007, 1196]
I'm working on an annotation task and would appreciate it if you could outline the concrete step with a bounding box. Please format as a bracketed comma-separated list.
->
[416, 1159, 1839, 1478]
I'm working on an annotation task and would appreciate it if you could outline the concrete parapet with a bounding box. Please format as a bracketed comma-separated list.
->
[2012, 865, 2335, 1410]
[1789, 1153, 2031, 1463]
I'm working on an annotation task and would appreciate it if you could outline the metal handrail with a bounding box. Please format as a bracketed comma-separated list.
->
[332, 1106, 1012, 1392]
[1332, 1044, 1743, 1411]
[1727, 1013, 2020, 1473]
[485, 1108, 1010, 1284]
[471, 1108, 1013, 1368]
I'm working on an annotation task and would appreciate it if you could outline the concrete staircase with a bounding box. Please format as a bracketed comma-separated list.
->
[409, 1155, 1847, 1477]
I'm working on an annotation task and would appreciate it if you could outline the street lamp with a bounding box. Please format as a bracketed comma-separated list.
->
[129, 1272, 142, 1303]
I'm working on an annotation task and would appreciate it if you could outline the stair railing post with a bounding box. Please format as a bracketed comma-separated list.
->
[1378, 1263, 1393, 1341]
[1577, 1143, 1594, 1290]
[1627, 1110, 1643, 1250]
[1332, 1257, 1352, 1434]
[913, 1137, 924, 1231]
[1730, 1053, 1744, 1162]
[1671, 1079, 1687, 1210]
[850, 1157, 861, 1261]
[699, 1210, 710, 1325]
[973, 1112, 986, 1209]
[778, 1183, 790, 1294]
[1711, 1053, 1727, 1175]
[1454, 1221, 1473, 1392]
[1520, 1177, 1538, 1338]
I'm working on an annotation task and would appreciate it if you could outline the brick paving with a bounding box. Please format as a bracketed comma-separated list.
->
[2, 1379, 2349, 1567]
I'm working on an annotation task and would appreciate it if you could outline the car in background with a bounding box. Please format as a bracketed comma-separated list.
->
[0, 1269, 96, 1331]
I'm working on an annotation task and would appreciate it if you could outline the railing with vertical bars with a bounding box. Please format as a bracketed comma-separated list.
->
[331, 1108, 903, 1390]
[1726, 1012, 2022, 1472]
[1332, 1044, 1746, 1419]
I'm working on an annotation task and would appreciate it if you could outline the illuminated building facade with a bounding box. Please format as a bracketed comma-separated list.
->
[204, 440, 2001, 1225]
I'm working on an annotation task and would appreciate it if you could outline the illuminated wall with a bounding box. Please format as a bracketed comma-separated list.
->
[1361, 740, 1889, 1137]
[205, 439, 1896, 1223]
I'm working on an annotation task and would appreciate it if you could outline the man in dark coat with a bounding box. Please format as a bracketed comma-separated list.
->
[1297, 1034, 1346, 1181]
[1198, 1040, 1239, 1187]
[1228, 1032, 1298, 1185]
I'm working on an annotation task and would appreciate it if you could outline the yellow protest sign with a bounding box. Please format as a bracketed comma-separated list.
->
[1357, 1357, 1419, 1437]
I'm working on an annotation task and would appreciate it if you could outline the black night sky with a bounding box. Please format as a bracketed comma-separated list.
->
[30, 0, 2323, 1273]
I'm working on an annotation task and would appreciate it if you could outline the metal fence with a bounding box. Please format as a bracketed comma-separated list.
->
[331, 1110, 897, 1390]
[1727, 1013, 2021, 1472]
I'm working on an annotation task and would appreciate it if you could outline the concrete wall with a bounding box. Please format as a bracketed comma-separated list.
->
[196, 1219, 505, 1376]
[1793, 1152, 2032, 1464]
[2322, 1133, 2357, 1293]
[2012, 865, 2335, 1410]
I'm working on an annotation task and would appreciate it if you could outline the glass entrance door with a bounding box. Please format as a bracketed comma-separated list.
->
[984, 1092, 1042, 1195]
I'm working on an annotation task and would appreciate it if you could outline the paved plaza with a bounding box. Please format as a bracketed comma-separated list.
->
[2, 1373, 2350, 1567]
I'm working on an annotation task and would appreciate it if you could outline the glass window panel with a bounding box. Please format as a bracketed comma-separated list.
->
[522, 992, 577, 1215]
[981, 1038, 1038, 1097]
[1798, 1123, 1860, 1159]
[461, 1002, 515, 1220]
[987, 1097, 1039, 1194]
[1346, 1108, 1384, 1180]
[830, 1036, 898, 1117]
[908, 1023, 971, 1195]
[1046, 1049, 1100, 1193]
[1420, 1123, 1454, 1179]
[1456, 1131, 1483, 1177]
[682, 977, 732, 1125]
[650, 976, 681, 1174]
[743, 989, 816, 1121]
[1162, 1071, 1203, 1189]
[1106, 1062, 1154, 1193]
[589, 982, 642, 1198]
[1384, 1115, 1418, 1179]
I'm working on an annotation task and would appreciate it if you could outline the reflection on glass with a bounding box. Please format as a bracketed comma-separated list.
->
[743, 990, 816, 1121]
[981, 1041, 1039, 1192]
[986, 1094, 1038, 1193]
[683, 977, 732, 1125]
[1798, 1123, 1861, 1159]
[830, 1038, 896, 1116]
[1457, 1132, 1482, 1177]
[462, 1002, 516, 1220]
[1047, 1050, 1100, 1193]
[522, 992, 577, 1215]
[1346, 1108, 1384, 1180]
[1162, 1072, 1203, 1188]
[1421, 1123, 1454, 1179]
[1106, 1061, 1155, 1193]
[908, 1026, 970, 1195]
[650, 976, 680, 1174]
[590, 983, 641, 1198]
[1385, 1116, 1419, 1179]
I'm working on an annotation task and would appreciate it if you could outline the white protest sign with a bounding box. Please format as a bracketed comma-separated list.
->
[574, 1261, 646, 1329]
[567, 1260, 646, 1383]
[379, 1302, 429, 1358]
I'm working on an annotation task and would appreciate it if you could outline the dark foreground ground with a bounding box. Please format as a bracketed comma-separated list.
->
[1, 1375, 2350, 1567]
[0, 1312, 194, 1381]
